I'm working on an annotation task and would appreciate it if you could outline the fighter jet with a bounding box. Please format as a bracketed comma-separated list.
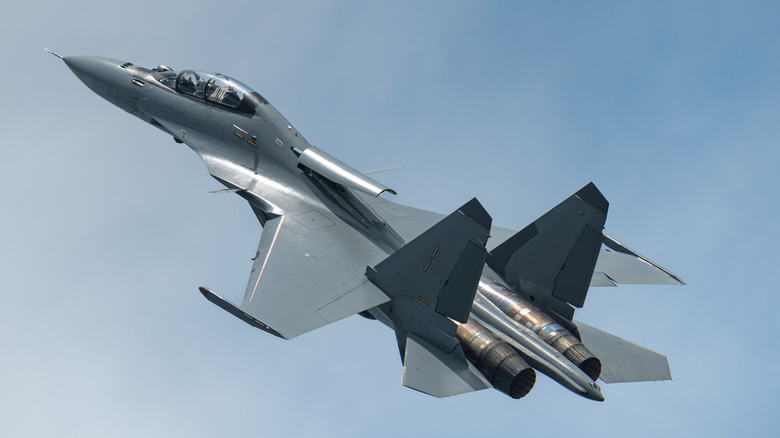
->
[49, 50, 684, 401]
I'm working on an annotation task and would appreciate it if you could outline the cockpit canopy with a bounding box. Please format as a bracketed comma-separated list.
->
[153, 68, 266, 114]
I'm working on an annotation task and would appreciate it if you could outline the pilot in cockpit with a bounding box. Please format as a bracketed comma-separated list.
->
[172, 70, 257, 110]
[205, 76, 241, 107]
[178, 72, 199, 95]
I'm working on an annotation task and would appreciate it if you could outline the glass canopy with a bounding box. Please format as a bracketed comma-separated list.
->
[175, 70, 255, 109]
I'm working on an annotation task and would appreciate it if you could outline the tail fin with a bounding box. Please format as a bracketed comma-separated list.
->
[367, 198, 492, 328]
[366, 198, 493, 397]
[486, 183, 608, 321]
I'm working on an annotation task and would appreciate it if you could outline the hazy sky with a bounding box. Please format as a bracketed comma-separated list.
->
[2, 1, 778, 436]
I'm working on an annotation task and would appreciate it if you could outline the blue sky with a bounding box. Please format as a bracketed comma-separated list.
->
[2, 1, 778, 436]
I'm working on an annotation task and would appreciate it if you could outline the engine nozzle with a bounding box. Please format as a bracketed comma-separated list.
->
[479, 281, 602, 381]
[456, 319, 536, 399]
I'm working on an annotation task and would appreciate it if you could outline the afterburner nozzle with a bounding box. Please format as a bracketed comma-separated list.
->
[479, 281, 602, 381]
[456, 319, 536, 399]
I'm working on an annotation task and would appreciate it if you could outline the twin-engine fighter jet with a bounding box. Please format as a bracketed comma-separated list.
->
[50, 50, 684, 401]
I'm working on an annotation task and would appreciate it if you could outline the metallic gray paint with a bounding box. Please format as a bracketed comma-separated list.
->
[57, 53, 683, 402]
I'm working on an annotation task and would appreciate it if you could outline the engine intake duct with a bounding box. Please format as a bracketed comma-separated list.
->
[456, 319, 536, 399]
[478, 282, 602, 381]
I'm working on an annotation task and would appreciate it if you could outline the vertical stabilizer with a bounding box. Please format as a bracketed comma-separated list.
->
[487, 183, 608, 321]
[367, 198, 494, 397]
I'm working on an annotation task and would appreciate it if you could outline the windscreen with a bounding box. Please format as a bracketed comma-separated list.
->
[176, 70, 257, 109]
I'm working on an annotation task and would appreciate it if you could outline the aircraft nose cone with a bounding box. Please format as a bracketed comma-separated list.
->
[62, 56, 133, 109]
[63, 56, 121, 87]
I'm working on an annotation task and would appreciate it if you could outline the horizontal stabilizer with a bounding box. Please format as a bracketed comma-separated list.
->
[402, 334, 490, 398]
[575, 321, 672, 383]
[591, 235, 685, 286]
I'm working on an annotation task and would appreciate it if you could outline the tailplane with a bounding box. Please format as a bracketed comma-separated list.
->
[574, 321, 672, 383]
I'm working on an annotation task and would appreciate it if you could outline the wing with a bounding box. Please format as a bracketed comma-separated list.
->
[203, 214, 390, 339]
[163, 130, 395, 339]
[590, 235, 686, 286]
